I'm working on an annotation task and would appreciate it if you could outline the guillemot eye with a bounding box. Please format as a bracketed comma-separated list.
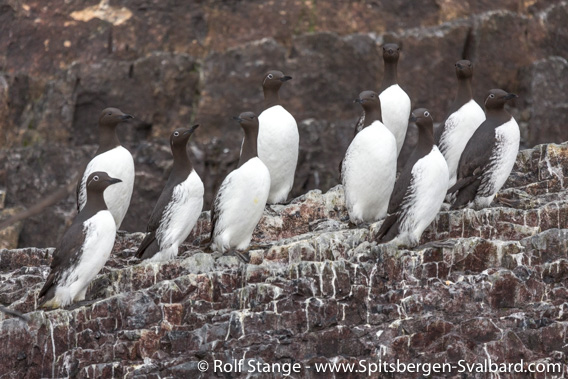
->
[93, 176, 99, 181]
[107, 112, 112, 116]
[174, 131, 179, 137]
[489, 94, 495, 98]
[424, 111, 430, 117]
[267, 74, 273, 79]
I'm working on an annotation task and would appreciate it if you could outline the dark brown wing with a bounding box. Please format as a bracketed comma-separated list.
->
[136, 178, 180, 259]
[377, 142, 429, 242]
[454, 125, 496, 186]
[375, 213, 399, 242]
[353, 113, 365, 138]
[209, 189, 221, 243]
[136, 231, 159, 259]
[450, 178, 482, 210]
[76, 171, 85, 212]
[209, 175, 233, 243]
[38, 218, 86, 303]
[386, 162, 414, 215]
[447, 120, 497, 209]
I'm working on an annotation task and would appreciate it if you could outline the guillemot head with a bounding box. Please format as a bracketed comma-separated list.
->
[170, 125, 199, 148]
[409, 108, 433, 127]
[99, 107, 133, 128]
[354, 90, 381, 112]
[262, 70, 292, 91]
[484, 89, 518, 110]
[382, 43, 401, 63]
[455, 60, 473, 79]
[233, 111, 259, 132]
[86, 171, 122, 193]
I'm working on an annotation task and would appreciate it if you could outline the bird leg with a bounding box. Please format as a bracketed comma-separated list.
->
[248, 242, 272, 250]
[223, 249, 250, 264]
[414, 240, 456, 250]
[348, 221, 369, 230]
[66, 299, 99, 311]
[0, 306, 30, 322]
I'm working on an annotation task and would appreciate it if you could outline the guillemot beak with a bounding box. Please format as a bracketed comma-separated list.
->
[280, 76, 292, 82]
[504, 93, 518, 100]
[121, 114, 134, 120]
[108, 178, 122, 185]
[354, 98, 363, 104]
[232, 116, 243, 123]
[409, 114, 418, 122]
[185, 124, 200, 135]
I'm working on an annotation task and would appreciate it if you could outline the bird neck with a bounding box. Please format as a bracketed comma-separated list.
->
[417, 122, 434, 153]
[401, 122, 434, 175]
[381, 60, 399, 91]
[485, 108, 512, 126]
[239, 129, 259, 168]
[263, 87, 281, 109]
[97, 124, 121, 155]
[80, 190, 108, 222]
[363, 106, 383, 128]
[171, 144, 193, 179]
[455, 76, 473, 107]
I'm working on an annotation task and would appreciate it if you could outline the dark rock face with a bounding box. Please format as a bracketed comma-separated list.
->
[523, 57, 568, 146]
[1, 1, 568, 246]
[1, 141, 568, 378]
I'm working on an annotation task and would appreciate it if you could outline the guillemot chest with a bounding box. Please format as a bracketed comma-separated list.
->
[481, 118, 520, 193]
[258, 105, 298, 151]
[379, 84, 411, 153]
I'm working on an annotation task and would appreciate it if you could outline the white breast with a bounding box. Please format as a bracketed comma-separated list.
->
[79, 146, 135, 229]
[211, 157, 271, 253]
[342, 121, 397, 223]
[257, 105, 299, 204]
[150, 170, 204, 262]
[54, 211, 116, 307]
[439, 99, 486, 187]
[379, 85, 411, 156]
[395, 146, 449, 247]
[478, 117, 520, 205]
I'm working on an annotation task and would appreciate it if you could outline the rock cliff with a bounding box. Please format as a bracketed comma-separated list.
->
[1, 0, 568, 247]
[1, 141, 568, 378]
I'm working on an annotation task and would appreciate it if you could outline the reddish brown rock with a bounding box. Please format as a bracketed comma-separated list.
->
[2, 142, 568, 377]
[2, 1, 568, 377]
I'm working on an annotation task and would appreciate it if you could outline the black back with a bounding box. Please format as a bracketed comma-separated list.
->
[137, 126, 199, 260]
[40, 172, 121, 306]
[448, 89, 516, 209]
[377, 109, 435, 242]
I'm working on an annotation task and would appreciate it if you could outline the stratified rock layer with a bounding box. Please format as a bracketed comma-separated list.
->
[1, 0, 568, 247]
[1, 141, 568, 378]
